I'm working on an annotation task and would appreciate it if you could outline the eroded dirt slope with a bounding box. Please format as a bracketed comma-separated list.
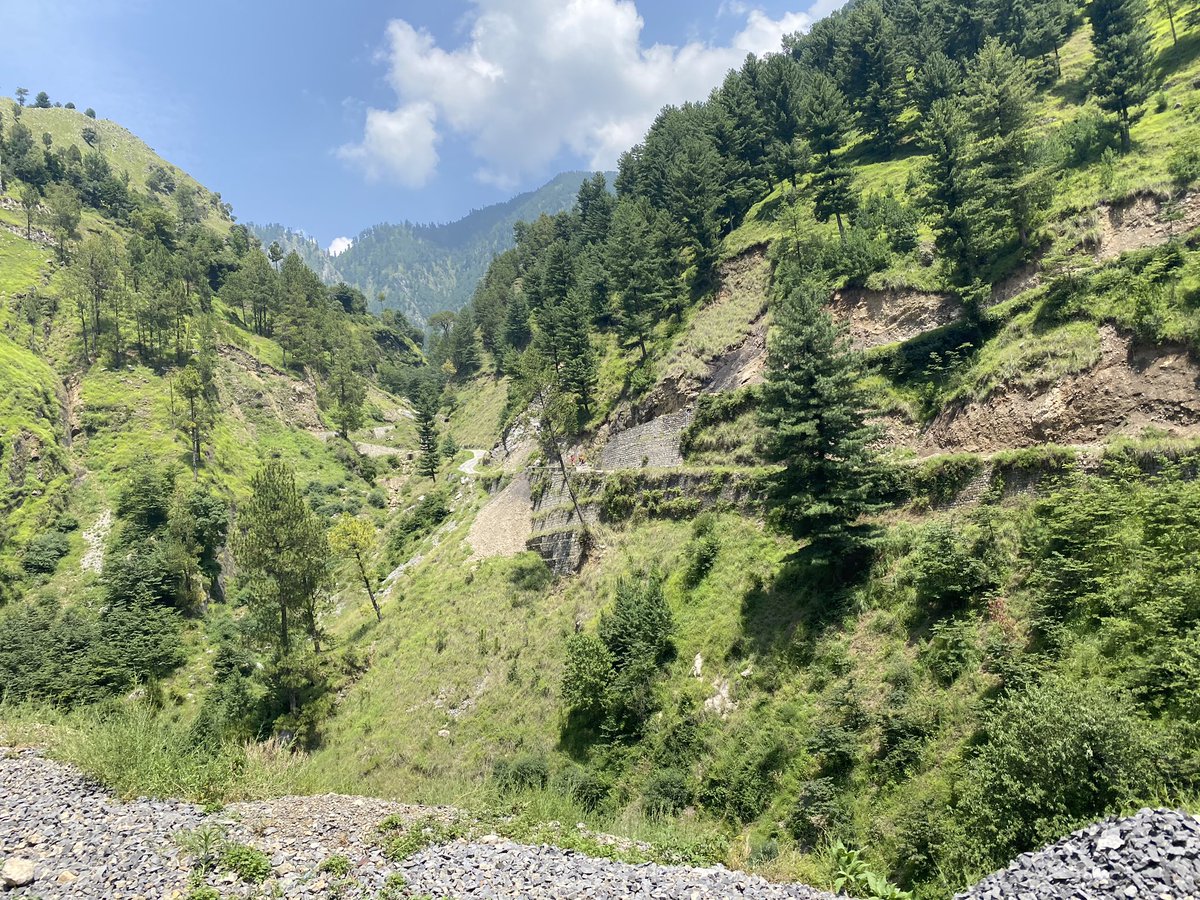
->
[922, 325, 1200, 454]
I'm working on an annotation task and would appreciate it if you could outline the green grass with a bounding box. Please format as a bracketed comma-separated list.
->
[0, 228, 52, 301]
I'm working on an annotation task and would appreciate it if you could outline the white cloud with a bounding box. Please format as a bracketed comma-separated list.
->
[328, 236, 353, 256]
[340, 0, 815, 187]
[337, 102, 439, 186]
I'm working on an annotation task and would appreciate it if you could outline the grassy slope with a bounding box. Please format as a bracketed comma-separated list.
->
[9, 104, 230, 232]
[293, 5, 1200, 894]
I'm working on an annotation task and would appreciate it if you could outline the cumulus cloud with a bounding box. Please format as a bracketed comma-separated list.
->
[328, 236, 353, 256]
[339, 0, 813, 188]
[337, 102, 439, 186]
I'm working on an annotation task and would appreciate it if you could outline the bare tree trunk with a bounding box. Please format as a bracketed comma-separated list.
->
[357, 553, 382, 621]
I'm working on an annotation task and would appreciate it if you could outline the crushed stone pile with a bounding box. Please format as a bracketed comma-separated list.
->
[400, 839, 838, 899]
[5, 748, 1200, 899]
[956, 808, 1200, 900]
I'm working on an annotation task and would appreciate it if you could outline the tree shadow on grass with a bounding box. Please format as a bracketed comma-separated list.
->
[1156, 29, 1200, 82]
[738, 536, 878, 663]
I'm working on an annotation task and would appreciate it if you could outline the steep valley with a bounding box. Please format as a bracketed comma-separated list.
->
[6, 1, 1200, 898]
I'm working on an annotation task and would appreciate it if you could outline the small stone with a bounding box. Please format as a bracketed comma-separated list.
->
[1, 857, 36, 888]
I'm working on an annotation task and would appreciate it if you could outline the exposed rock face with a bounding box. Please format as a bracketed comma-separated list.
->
[828, 287, 964, 350]
[215, 343, 324, 433]
[1096, 191, 1200, 261]
[922, 326, 1200, 454]
[956, 808, 1200, 900]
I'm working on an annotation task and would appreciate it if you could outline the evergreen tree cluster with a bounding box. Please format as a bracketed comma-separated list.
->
[450, 0, 1159, 443]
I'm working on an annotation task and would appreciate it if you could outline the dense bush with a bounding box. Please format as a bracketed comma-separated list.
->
[699, 729, 790, 823]
[907, 522, 993, 615]
[643, 769, 693, 817]
[0, 597, 183, 705]
[562, 576, 675, 739]
[388, 491, 450, 556]
[493, 753, 551, 793]
[787, 777, 845, 849]
[954, 677, 1164, 877]
[21, 531, 70, 574]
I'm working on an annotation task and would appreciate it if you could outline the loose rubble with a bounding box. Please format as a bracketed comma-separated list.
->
[400, 839, 839, 899]
[956, 808, 1200, 900]
[5, 748, 1200, 899]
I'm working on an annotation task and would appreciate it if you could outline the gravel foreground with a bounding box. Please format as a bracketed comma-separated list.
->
[0, 749, 837, 899]
[955, 808, 1200, 900]
[4, 748, 1200, 899]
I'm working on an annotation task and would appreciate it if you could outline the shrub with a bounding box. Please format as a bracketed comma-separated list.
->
[319, 854, 352, 876]
[561, 633, 614, 721]
[807, 724, 857, 779]
[21, 531, 70, 574]
[955, 677, 1163, 875]
[684, 532, 720, 587]
[493, 753, 549, 792]
[922, 619, 978, 684]
[1169, 144, 1200, 187]
[1057, 103, 1114, 167]
[553, 765, 610, 811]
[643, 769, 692, 817]
[908, 523, 992, 614]
[219, 842, 271, 883]
[699, 730, 790, 823]
[787, 777, 845, 848]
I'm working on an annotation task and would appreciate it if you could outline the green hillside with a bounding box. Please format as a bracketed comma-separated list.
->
[5, 0, 1200, 897]
[250, 171, 609, 324]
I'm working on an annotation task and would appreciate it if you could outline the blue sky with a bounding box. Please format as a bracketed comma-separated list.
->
[0, 0, 836, 250]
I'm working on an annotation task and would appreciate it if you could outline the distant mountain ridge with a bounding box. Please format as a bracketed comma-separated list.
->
[250, 170, 610, 325]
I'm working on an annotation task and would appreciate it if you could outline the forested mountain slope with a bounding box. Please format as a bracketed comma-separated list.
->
[5, 0, 1200, 898]
[250, 171, 607, 324]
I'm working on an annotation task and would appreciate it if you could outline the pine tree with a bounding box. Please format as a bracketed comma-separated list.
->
[758, 282, 884, 546]
[1088, 0, 1155, 152]
[329, 353, 366, 439]
[801, 74, 857, 237]
[606, 198, 671, 359]
[1014, 0, 1071, 73]
[175, 364, 209, 476]
[920, 97, 979, 278]
[844, 0, 907, 146]
[415, 397, 440, 478]
[912, 51, 963, 116]
[967, 39, 1049, 248]
[234, 462, 331, 662]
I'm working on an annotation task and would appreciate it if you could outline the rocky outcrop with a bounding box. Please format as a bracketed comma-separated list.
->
[922, 326, 1200, 454]
[828, 287, 964, 350]
[1096, 191, 1200, 261]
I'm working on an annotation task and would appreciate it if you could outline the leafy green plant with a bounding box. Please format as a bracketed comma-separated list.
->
[175, 824, 225, 872]
[318, 854, 352, 877]
[218, 841, 271, 883]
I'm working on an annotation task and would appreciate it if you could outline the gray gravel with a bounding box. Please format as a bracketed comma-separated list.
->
[400, 838, 839, 899]
[956, 808, 1200, 900]
[0, 748, 836, 899]
[10, 747, 1198, 899]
